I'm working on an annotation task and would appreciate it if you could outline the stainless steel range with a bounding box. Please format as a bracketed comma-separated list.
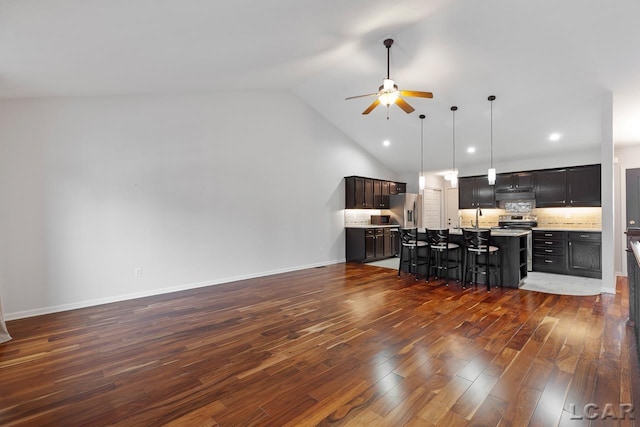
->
[494, 214, 538, 271]
[497, 214, 538, 229]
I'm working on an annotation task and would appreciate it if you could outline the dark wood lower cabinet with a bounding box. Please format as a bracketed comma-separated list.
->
[533, 230, 567, 274]
[346, 227, 399, 262]
[568, 232, 601, 278]
[364, 231, 375, 260]
[533, 230, 602, 278]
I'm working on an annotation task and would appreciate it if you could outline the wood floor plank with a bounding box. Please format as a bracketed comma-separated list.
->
[0, 264, 638, 426]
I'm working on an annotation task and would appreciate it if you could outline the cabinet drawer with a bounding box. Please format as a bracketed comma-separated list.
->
[533, 255, 565, 273]
[568, 231, 601, 241]
[533, 230, 566, 239]
[534, 238, 565, 248]
[534, 246, 564, 256]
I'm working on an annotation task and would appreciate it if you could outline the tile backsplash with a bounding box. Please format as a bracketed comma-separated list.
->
[345, 209, 384, 225]
[534, 207, 601, 229]
[458, 209, 502, 228]
[458, 207, 601, 229]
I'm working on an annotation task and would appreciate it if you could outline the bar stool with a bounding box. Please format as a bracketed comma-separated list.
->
[425, 228, 460, 286]
[462, 229, 501, 291]
[398, 228, 428, 279]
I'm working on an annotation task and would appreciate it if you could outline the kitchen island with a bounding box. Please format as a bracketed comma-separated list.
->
[449, 228, 530, 288]
[398, 228, 530, 288]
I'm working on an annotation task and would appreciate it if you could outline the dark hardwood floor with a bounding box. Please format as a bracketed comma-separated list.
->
[0, 263, 637, 426]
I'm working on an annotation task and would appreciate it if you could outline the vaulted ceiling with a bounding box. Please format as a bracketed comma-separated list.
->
[2, 0, 639, 175]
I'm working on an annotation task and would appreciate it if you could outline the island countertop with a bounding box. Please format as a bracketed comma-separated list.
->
[447, 228, 530, 237]
[393, 227, 531, 237]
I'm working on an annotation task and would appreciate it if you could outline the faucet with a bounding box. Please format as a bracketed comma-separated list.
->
[470, 206, 483, 230]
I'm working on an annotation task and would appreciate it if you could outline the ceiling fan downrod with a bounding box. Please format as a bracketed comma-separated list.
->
[384, 39, 393, 79]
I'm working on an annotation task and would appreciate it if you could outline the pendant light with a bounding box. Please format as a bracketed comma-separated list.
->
[419, 114, 426, 191]
[487, 95, 496, 185]
[449, 106, 458, 188]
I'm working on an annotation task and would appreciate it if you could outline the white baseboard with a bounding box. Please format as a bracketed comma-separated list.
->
[5, 258, 345, 321]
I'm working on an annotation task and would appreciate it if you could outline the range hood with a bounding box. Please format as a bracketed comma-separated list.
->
[494, 189, 535, 201]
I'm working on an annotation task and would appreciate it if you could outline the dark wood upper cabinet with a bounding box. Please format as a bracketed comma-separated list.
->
[458, 177, 476, 209]
[494, 174, 513, 191]
[567, 164, 601, 207]
[534, 169, 567, 207]
[394, 182, 407, 193]
[513, 172, 534, 189]
[389, 182, 398, 195]
[475, 178, 496, 208]
[496, 172, 534, 191]
[372, 180, 391, 208]
[458, 176, 495, 209]
[364, 179, 375, 208]
[345, 176, 401, 209]
[345, 176, 372, 209]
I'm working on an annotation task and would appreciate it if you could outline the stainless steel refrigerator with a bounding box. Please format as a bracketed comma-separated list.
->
[390, 193, 423, 228]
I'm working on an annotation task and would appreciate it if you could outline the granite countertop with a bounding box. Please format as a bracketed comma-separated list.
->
[448, 228, 531, 237]
[532, 227, 602, 232]
[345, 224, 401, 229]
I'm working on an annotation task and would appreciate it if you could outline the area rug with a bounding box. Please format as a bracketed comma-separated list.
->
[520, 271, 602, 296]
[367, 258, 602, 296]
[366, 258, 400, 270]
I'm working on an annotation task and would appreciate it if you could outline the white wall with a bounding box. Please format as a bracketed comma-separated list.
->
[455, 150, 602, 178]
[0, 91, 396, 319]
[600, 92, 615, 294]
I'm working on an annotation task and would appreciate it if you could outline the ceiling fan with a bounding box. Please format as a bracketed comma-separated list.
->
[345, 38, 434, 117]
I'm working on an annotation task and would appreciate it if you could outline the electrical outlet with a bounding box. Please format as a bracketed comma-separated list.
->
[134, 267, 142, 277]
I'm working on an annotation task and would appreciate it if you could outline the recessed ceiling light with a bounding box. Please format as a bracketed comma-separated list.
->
[549, 133, 561, 141]
[383, 140, 390, 147]
[467, 147, 476, 153]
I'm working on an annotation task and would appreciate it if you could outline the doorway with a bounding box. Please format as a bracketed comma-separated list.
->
[445, 187, 459, 229]
[422, 188, 443, 229]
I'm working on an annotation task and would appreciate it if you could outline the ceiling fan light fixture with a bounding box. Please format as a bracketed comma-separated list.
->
[379, 90, 399, 106]
[344, 39, 433, 116]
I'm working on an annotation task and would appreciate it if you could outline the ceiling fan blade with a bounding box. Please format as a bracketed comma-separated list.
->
[396, 98, 415, 113]
[400, 90, 434, 99]
[362, 99, 380, 115]
[345, 93, 379, 100]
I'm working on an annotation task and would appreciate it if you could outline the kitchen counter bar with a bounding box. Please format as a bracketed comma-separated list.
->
[397, 228, 529, 288]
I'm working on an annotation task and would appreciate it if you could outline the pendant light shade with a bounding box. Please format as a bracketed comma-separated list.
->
[488, 167, 496, 185]
[419, 114, 426, 190]
[488, 95, 496, 185]
[450, 106, 458, 188]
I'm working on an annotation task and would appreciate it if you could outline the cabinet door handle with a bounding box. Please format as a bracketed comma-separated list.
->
[545, 241, 553, 245]
[545, 249, 553, 253]
[545, 260, 553, 263]
[580, 234, 589, 238]
[544, 233, 553, 237]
